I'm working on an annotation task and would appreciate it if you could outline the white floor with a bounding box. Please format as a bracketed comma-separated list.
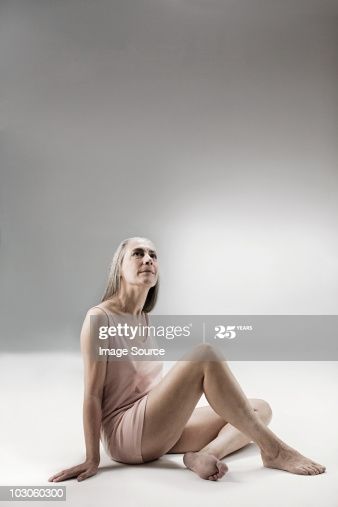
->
[1, 354, 337, 507]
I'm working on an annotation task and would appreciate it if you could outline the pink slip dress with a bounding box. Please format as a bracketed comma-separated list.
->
[92, 305, 163, 464]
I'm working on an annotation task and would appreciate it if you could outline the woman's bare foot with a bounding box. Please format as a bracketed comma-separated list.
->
[261, 443, 326, 475]
[183, 451, 228, 481]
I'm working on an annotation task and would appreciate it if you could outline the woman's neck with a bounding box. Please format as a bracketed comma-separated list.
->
[110, 287, 148, 316]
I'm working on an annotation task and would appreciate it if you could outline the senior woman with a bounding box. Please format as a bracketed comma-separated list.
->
[49, 237, 325, 482]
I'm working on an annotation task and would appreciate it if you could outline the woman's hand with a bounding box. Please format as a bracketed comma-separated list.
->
[48, 460, 99, 482]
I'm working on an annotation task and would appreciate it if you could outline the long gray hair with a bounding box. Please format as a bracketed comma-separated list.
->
[101, 237, 159, 313]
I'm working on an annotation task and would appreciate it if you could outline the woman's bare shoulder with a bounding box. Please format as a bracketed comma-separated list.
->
[84, 305, 104, 316]
[83, 305, 111, 324]
[93, 300, 126, 316]
[80, 306, 109, 342]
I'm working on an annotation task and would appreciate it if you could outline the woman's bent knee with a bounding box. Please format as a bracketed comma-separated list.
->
[187, 343, 226, 364]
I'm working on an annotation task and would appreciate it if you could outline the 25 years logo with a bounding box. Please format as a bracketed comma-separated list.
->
[214, 325, 253, 339]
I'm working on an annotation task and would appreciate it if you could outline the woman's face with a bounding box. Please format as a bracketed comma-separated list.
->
[120, 238, 159, 288]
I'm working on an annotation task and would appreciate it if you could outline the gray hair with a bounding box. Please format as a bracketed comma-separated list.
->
[101, 237, 159, 313]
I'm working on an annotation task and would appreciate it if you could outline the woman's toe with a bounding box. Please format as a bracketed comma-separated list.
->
[217, 461, 228, 476]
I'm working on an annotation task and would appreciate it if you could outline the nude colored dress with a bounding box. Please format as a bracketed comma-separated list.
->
[92, 306, 163, 464]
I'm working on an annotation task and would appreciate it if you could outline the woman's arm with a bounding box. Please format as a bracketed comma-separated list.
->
[48, 308, 108, 482]
[81, 308, 108, 463]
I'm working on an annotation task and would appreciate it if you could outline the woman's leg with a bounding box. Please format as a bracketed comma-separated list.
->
[141, 344, 325, 479]
[167, 399, 272, 458]
[181, 399, 273, 481]
[200, 398, 273, 459]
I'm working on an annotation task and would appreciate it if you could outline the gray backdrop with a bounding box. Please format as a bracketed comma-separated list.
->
[1, 0, 337, 351]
